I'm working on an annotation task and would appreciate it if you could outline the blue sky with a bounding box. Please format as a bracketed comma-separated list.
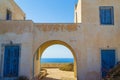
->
[41, 45, 73, 58]
[15, 0, 78, 23]
[14, 0, 77, 58]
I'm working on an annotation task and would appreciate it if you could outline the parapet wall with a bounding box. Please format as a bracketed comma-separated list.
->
[0, 20, 120, 80]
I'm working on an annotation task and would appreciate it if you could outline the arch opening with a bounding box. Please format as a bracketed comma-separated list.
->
[33, 40, 77, 79]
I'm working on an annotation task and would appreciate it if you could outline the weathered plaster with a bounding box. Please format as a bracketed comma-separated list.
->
[0, 0, 120, 80]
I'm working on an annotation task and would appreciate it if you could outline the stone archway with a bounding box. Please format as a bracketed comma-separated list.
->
[33, 40, 77, 79]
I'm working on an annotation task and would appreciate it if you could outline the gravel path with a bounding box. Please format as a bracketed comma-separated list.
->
[42, 68, 76, 80]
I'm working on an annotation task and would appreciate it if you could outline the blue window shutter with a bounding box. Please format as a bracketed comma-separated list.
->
[106, 9, 111, 24]
[100, 6, 114, 25]
[100, 8, 104, 24]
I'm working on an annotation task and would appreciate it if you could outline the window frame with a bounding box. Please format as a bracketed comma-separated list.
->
[99, 6, 114, 25]
[6, 10, 12, 20]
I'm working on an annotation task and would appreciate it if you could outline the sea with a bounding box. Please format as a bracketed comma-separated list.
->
[41, 58, 74, 63]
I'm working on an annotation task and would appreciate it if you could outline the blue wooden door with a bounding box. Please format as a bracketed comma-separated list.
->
[4, 45, 19, 77]
[101, 50, 115, 78]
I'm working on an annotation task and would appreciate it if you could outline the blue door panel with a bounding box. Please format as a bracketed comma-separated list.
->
[13, 46, 19, 76]
[4, 46, 11, 77]
[101, 50, 115, 78]
[3, 45, 19, 77]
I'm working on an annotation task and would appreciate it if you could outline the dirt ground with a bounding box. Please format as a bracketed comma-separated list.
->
[42, 68, 76, 80]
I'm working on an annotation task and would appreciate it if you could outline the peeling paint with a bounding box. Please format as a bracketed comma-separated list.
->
[34, 24, 78, 32]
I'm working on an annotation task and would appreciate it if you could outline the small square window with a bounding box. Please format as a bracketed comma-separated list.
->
[99, 6, 114, 25]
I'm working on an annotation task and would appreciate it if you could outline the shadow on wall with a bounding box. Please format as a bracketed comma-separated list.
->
[85, 71, 100, 80]
[42, 77, 75, 80]
[42, 77, 59, 80]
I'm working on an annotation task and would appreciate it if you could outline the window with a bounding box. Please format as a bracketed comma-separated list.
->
[6, 10, 12, 20]
[99, 6, 114, 25]
[24, 17, 26, 20]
